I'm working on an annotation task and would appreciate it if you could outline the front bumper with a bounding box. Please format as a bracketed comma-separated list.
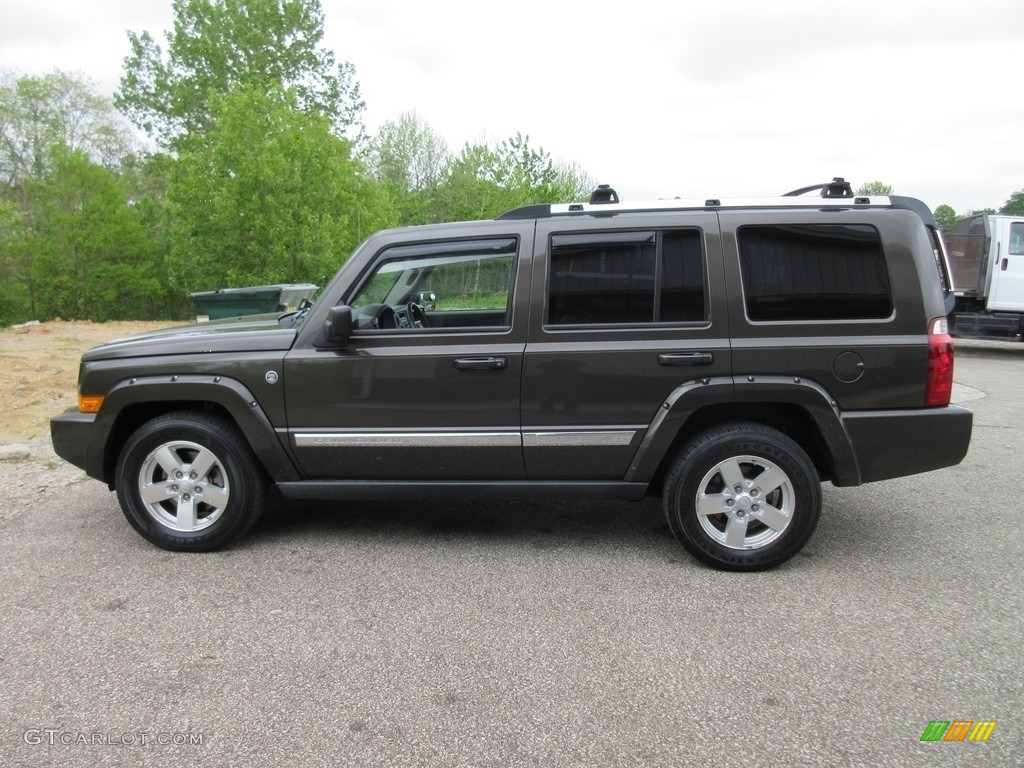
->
[50, 409, 103, 480]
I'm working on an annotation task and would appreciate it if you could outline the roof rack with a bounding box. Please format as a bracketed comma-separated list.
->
[589, 184, 620, 204]
[497, 177, 888, 220]
[783, 177, 855, 198]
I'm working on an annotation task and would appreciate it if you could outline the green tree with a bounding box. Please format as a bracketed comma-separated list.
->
[434, 142, 504, 222]
[933, 204, 957, 231]
[25, 146, 167, 322]
[367, 118, 593, 225]
[166, 86, 393, 293]
[0, 72, 156, 324]
[366, 111, 448, 193]
[1000, 189, 1024, 215]
[1, 70, 134, 193]
[365, 111, 449, 225]
[116, 0, 364, 147]
[0, 198, 31, 324]
[428, 134, 592, 223]
[120, 152, 185, 318]
[856, 180, 894, 196]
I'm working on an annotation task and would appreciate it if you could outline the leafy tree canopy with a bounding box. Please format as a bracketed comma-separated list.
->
[116, 0, 364, 147]
[167, 85, 393, 293]
[1000, 189, 1024, 216]
[366, 111, 448, 193]
[855, 180, 894, 196]
[24, 146, 164, 322]
[933, 204, 957, 231]
[1, 70, 134, 191]
[368, 115, 593, 225]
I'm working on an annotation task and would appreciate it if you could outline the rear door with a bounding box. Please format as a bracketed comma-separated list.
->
[521, 213, 729, 479]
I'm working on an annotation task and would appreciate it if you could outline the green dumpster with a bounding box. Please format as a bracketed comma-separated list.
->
[190, 284, 318, 320]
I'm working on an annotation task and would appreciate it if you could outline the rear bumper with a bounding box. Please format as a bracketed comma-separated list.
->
[50, 409, 103, 480]
[841, 404, 973, 485]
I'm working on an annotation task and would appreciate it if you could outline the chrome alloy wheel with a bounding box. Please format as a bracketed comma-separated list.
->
[137, 440, 230, 532]
[695, 455, 794, 550]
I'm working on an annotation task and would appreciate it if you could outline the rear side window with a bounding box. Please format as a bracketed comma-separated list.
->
[927, 225, 952, 294]
[547, 230, 706, 325]
[738, 224, 892, 321]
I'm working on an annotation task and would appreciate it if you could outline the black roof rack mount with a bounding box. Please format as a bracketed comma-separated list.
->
[589, 184, 619, 205]
[783, 177, 855, 198]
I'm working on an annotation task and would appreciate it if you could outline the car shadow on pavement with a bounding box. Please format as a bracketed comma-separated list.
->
[254, 496, 673, 552]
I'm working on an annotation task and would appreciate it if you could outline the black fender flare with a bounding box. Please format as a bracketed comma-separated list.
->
[90, 374, 300, 483]
[625, 375, 860, 486]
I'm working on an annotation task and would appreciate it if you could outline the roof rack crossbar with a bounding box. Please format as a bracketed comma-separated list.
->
[783, 177, 855, 198]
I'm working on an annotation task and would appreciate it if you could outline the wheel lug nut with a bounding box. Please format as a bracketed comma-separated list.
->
[194, 487, 202, 494]
[182, 494, 191, 501]
[190, 472, 198, 480]
[734, 485, 742, 493]
[175, 471, 183, 479]
[171, 485, 179, 492]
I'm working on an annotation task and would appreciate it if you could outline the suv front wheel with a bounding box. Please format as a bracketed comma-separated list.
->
[115, 411, 267, 551]
[663, 423, 821, 571]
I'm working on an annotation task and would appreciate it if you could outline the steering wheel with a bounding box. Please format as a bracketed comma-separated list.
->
[407, 302, 429, 328]
[359, 304, 396, 329]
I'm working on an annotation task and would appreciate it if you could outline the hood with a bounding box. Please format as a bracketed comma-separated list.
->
[82, 313, 298, 361]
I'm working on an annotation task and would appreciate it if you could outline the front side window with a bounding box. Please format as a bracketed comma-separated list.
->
[738, 224, 892, 321]
[547, 229, 706, 325]
[1009, 222, 1024, 256]
[350, 238, 516, 330]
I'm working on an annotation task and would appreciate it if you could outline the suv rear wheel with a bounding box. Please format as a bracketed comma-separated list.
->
[663, 423, 821, 571]
[115, 411, 267, 551]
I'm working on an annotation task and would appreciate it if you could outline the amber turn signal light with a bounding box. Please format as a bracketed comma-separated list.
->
[78, 395, 104, 413]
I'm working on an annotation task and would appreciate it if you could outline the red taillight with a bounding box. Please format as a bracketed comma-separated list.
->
[926, 317, 954, 407]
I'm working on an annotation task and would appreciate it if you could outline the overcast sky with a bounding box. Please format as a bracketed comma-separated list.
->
[2, 0, 1022, 214]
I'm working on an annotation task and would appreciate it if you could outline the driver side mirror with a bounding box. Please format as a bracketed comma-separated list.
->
[323, 305, 353, 345]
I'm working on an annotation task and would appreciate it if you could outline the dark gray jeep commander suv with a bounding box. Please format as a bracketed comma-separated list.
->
[51, 178, 973, 570]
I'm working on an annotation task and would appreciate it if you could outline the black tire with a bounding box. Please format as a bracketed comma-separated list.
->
[115, 411, 267, 551]
[663, 423, 821, 571]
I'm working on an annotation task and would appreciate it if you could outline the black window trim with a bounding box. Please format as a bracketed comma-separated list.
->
[736, 222, 895, 324]
[344, 235, 521, 335]
[544, 227, 709, 330]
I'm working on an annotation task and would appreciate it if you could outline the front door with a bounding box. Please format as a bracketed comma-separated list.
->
[284, 233, 531, 480]
[988, 218, 1024, 311]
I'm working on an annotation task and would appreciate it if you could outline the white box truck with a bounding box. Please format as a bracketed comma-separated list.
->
[946, 213, 1024, 337]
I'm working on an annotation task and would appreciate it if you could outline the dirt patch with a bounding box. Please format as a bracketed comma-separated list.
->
[0, 320, 175, 442]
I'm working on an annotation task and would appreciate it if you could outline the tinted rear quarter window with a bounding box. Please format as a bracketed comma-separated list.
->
[738, 224, 892, 321]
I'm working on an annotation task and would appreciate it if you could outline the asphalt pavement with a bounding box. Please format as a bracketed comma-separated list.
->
[1, 352, 1020, 767]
